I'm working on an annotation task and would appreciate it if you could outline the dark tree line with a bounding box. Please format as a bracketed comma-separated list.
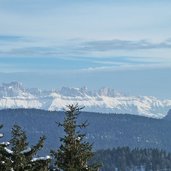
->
[91, 146, 171, 171]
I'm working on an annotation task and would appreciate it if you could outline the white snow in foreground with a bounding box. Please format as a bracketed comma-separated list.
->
[4, 147, 13, 154]
[1, 142, 10, 146]
[0, 133, 3, 138]
[31, 155, 51, 162]
[21, 147, 32, 154]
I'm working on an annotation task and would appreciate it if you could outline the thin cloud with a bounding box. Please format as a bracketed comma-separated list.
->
[79, 63, 171, 73]
[0, 37, 171, 73]
[0, 35, 25, 42]
[80, 39, 171, 51]
[1, 38, 171, 57]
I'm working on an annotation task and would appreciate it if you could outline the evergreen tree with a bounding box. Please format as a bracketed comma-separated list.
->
[52, 104, 99, 171]
[0, 124, 12, 171]
[9, 124, 50, 171]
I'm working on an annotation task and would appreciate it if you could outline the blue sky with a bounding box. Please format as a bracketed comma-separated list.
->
[0, 0, 171, 98]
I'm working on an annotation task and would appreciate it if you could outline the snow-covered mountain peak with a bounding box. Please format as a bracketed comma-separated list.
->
[60, 86, 94, 97]
[2, 81, 24, 90]
[98, 87, 124, 97]
[0, 81, 29, 98]
[0, 82, 170, 119]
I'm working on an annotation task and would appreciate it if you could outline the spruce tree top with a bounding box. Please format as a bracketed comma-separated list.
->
[53, 104, 100, 171]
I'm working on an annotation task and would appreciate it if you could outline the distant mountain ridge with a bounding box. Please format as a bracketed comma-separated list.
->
[0, 81, 171, 118]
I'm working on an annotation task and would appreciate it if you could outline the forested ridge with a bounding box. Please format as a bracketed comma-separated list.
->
[92, 147, 171, 171]
[0, 107, 171, 170]
[1, 108, 171, 152]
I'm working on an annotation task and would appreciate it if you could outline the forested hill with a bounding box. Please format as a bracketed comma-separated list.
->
[91, 147, 171, 171]
[0, 108, 171, 154]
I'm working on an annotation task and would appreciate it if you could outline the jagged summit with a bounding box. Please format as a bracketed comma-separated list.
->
[0, 82, 171, 118]
[59, 86, 89, 97]
[0, 81, 28, 97]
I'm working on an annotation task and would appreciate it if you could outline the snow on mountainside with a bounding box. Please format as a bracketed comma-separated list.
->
[0, 82, 171, 118]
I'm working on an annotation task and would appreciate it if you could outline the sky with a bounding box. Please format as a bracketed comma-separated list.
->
[0, 0, 171, 98]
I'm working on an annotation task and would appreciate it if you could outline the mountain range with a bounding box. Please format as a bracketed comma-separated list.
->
[0, 81, 171, 118]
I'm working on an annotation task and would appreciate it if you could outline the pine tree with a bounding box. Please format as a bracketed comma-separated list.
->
[0, 124, 12, 171]
[9, 124, 50, 171]
[52, 104, 100, 171]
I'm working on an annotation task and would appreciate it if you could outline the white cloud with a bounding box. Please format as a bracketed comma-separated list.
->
[79, 63, 171, 73]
